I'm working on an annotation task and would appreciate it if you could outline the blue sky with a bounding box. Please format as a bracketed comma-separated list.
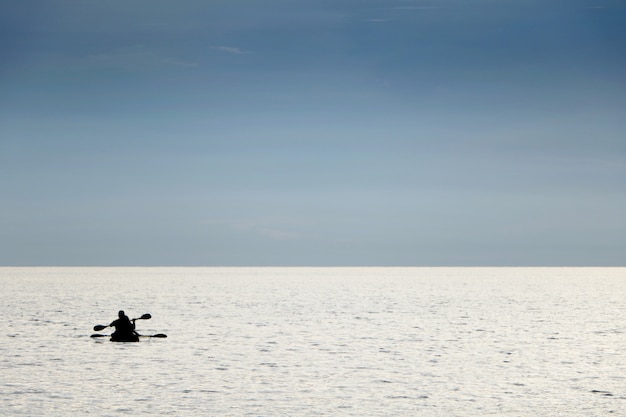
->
[1, 0, 625, 266]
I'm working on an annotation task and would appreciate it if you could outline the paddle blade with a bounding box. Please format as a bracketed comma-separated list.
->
[139, 313, 152, 320]
[93, 324, 107, 331]
[151, 334, 167, 338]
[91, 334, 108, 338]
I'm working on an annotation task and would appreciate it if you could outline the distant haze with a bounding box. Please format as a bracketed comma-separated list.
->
[1, 1, 624, 266]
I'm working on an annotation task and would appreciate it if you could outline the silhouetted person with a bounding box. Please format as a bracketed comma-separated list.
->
[110, 310, 138, 341]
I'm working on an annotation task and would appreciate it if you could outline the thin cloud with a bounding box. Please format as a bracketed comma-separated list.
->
[159, 56, 200, 68]
[258, 228, 301, 241]
[392, 5, 444, 10]
[213, 46, 250, 55]
[84, 45, 199, 69]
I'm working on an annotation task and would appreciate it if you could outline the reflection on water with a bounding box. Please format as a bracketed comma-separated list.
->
[1, 267, 625, 416]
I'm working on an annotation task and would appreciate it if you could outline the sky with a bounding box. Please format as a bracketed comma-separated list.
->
[1, 0, 625, 266]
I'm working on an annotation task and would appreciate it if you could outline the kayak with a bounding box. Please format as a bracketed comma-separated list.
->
[92, 313, 167, 341]
[110, 335, 140, 342]
[90, 333, 167, 340]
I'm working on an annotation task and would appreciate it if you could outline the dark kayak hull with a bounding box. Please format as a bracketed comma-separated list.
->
[110, 335, 140, 342]
[90, 333, 166, 340]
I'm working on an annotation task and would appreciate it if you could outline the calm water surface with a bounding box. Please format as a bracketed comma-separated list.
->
[1, 267, 625, 416]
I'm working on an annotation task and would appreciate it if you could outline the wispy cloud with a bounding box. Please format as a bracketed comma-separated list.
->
[392, 5, 444, 10]
[258, 228, 301, 241]
[84, 45, 199, 69]
[212, 46, 250, 55]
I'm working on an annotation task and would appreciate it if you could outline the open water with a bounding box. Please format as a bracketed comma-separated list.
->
[1, 267, 625, 416]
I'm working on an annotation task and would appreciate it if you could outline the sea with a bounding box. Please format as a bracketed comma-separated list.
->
[1, 267, 625, 416]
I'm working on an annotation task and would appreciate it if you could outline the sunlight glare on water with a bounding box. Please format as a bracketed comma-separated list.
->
[1, 267, 625, 416]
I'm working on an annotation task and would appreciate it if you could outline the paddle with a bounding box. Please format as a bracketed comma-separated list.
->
[93, 313, 152, 331]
